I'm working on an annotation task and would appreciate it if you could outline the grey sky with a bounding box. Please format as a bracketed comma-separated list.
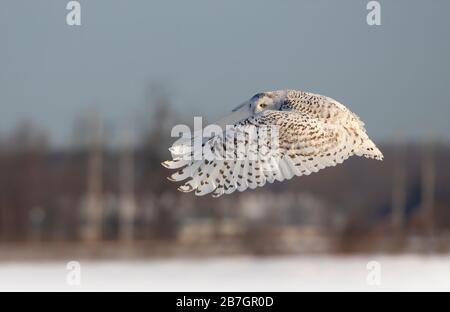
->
[1, 0, 449, 145]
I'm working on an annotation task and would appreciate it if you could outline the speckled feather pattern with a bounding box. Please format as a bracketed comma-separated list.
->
[162, 90, 383, 197]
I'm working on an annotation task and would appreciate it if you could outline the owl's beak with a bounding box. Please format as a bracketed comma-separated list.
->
[215, 101, 252, 130]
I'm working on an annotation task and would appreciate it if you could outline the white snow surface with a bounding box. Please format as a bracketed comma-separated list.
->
[0, 255, 449, 291]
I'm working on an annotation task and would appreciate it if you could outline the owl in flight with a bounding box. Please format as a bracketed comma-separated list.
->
[162, 90, 383, 197]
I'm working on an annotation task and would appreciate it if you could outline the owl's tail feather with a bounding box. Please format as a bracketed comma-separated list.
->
[357, 139, 383, 161]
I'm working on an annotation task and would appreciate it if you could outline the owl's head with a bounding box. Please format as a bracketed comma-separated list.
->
[250, 91, 286, 113]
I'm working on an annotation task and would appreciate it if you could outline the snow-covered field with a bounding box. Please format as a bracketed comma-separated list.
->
[0, 255, 449, 291]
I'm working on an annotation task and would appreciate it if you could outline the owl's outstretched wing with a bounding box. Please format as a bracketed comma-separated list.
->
[162, 110, 382, 197]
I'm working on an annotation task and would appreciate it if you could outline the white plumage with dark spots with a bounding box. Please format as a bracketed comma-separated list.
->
[162, 90, 383, 197]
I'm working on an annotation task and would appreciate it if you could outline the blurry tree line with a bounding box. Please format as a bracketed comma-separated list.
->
[0, 88, 450, 254]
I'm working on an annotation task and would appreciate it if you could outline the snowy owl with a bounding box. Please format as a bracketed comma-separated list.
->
[162, 90, 383, 197]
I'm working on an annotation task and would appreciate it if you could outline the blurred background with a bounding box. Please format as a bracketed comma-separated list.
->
[0, 0, 450, 290]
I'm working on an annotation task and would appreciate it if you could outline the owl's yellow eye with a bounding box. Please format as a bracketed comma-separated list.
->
[259, 103, 267, 108]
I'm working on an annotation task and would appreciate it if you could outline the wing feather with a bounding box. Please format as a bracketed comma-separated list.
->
[165, 106, 381, 197]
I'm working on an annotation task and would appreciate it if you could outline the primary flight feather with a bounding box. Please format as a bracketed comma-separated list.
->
[162, 90, 383, 197]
